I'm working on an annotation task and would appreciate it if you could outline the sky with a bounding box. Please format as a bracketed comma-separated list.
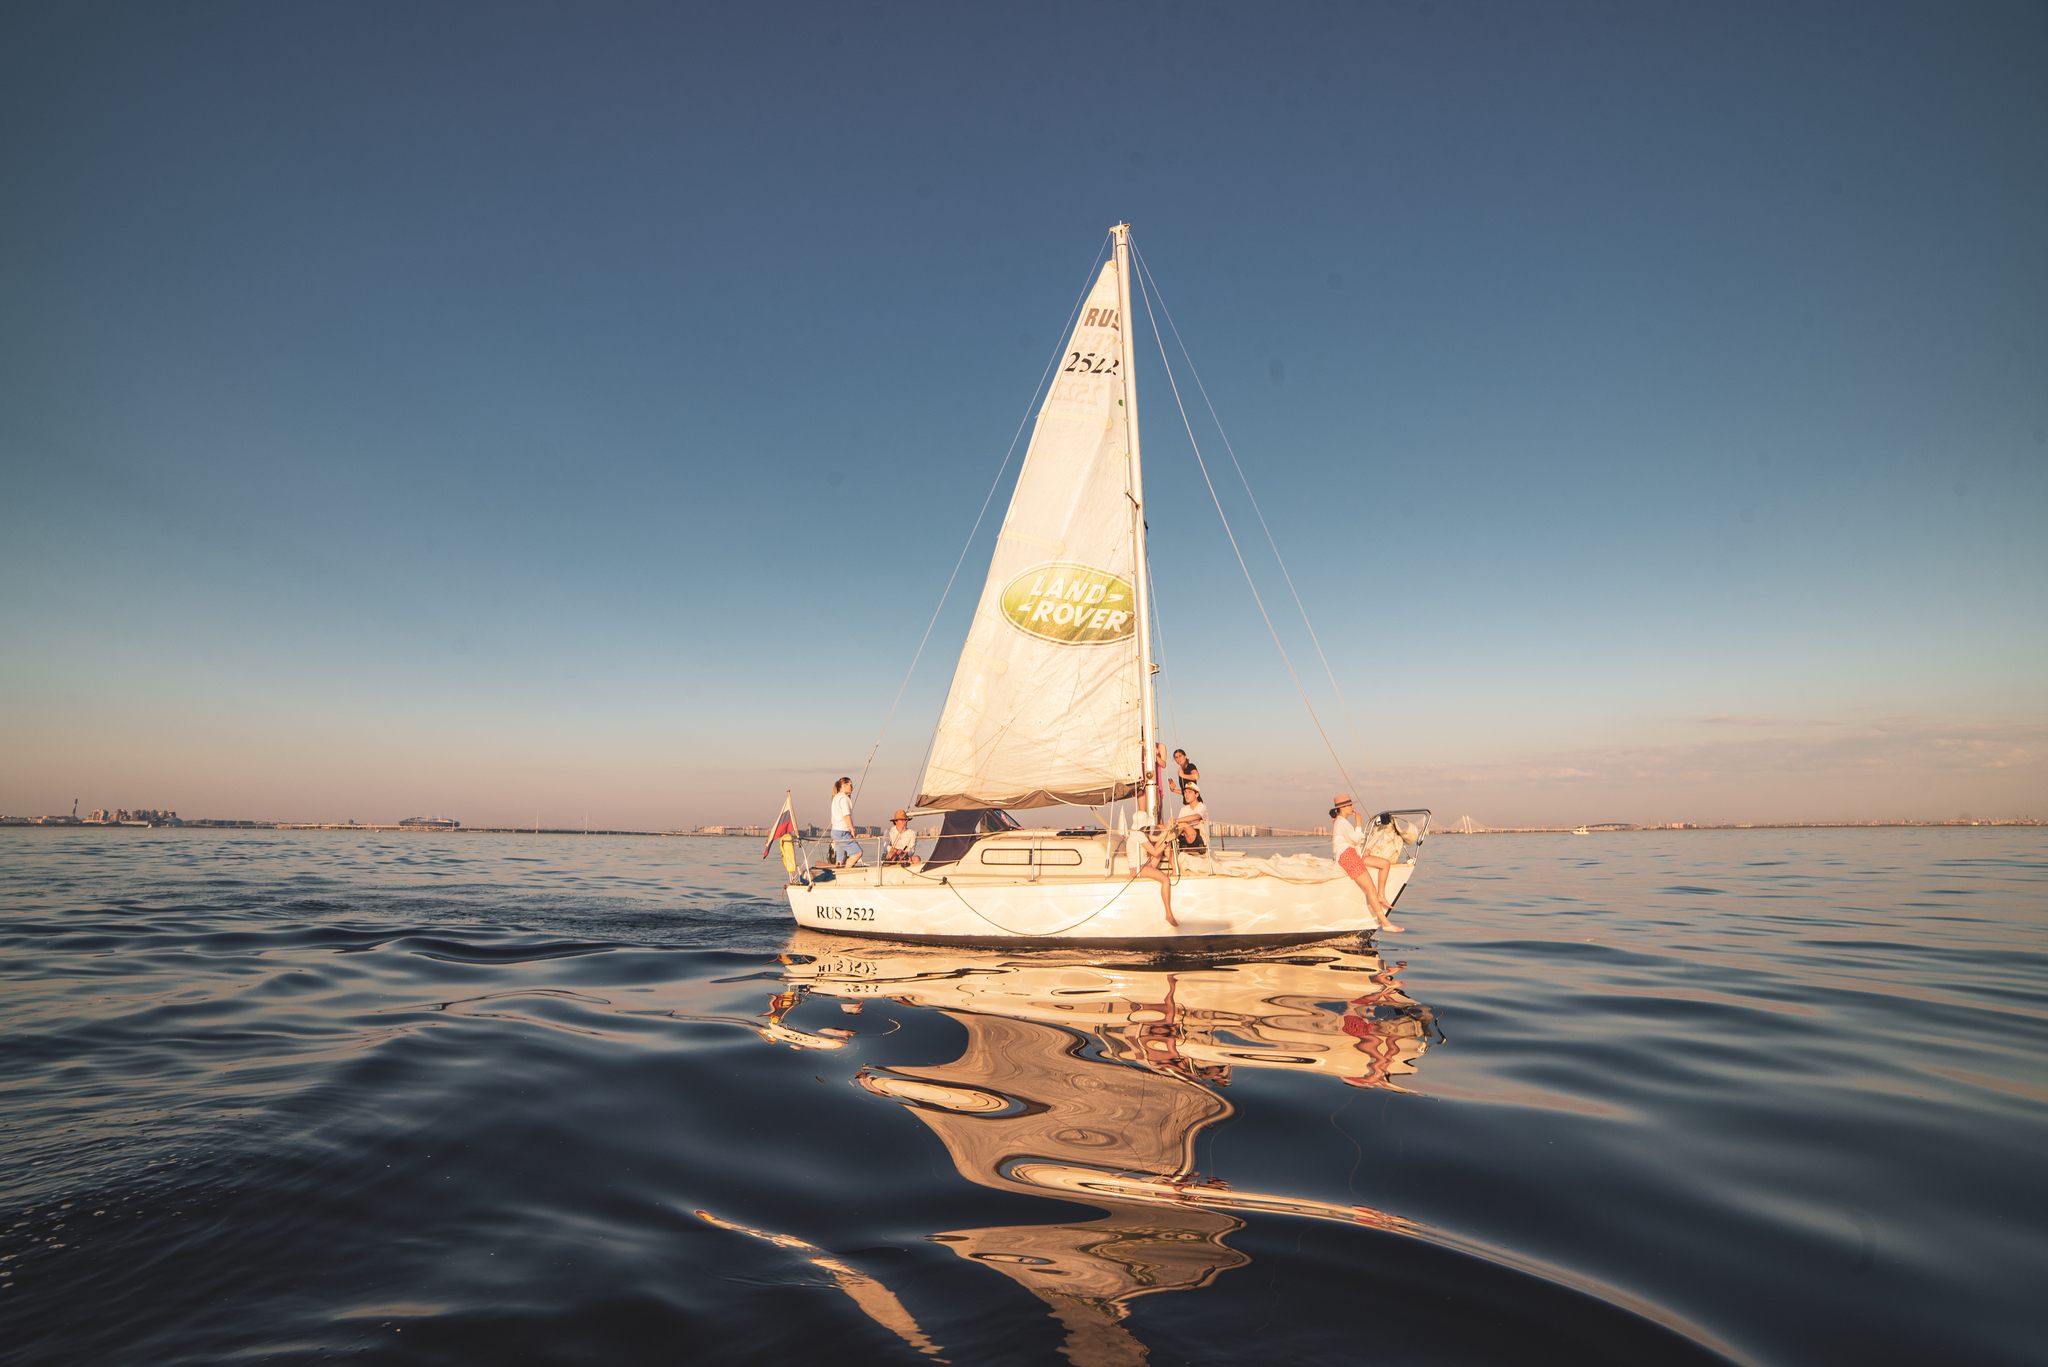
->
[2, 1, 2043, 832]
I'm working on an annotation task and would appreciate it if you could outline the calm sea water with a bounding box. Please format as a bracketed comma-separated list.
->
[1, 826, 2041, 1366]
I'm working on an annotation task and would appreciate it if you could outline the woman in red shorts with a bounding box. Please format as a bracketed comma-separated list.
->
[1330, 794, 1400, 932]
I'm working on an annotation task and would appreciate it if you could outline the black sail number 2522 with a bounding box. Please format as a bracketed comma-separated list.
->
[1063, 351, 1121, 376]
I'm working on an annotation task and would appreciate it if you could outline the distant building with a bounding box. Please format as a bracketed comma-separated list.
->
[398, 816, 460, 829]
[85, 808, 183, 825]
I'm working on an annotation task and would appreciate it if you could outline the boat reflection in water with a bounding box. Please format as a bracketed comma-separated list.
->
[761, 929, 1440, 1364]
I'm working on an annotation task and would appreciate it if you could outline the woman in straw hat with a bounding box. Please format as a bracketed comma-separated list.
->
[1331, 794, 1400, 931]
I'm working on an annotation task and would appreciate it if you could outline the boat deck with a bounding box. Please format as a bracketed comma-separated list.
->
[801, 831, 1339, 889]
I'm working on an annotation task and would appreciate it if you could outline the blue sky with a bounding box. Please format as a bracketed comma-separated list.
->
[3, 1, 2043, 830]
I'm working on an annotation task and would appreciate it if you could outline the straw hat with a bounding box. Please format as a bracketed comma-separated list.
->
[891, 810, 909, 821]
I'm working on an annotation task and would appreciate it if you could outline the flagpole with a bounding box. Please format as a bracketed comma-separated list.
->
[786, 789, 813, 885]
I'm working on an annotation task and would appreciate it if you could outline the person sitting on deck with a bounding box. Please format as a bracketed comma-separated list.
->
[1126, 820, 1178, 927]
[1331, 794, 1399, 932]
[884, 810, 922, 865]
[1174, 786, 1209, 853]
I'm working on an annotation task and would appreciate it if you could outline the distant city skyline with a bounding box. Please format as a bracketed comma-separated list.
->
[4, 798, 2038, 834]
[3, 4, 2041, 831]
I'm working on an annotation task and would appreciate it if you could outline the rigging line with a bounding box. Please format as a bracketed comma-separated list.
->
[1133, 245, 1385, 803]
[1132, 460, 1173, 753]
[937, 874, 1126, 938]
[1130, 251, 1360, 803]
[854, 232, 1115, 812]
[1146, 556, 1181, 764]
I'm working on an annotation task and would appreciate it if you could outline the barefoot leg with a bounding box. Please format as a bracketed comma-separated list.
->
[1360, 853, 1392, 904]
[1352, 872, 1402, 932]
[1355, 854, 1401, 929]
[1148, 867, 1177, 926]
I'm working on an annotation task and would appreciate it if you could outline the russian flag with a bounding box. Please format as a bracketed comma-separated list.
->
[761, 795, 796, 859]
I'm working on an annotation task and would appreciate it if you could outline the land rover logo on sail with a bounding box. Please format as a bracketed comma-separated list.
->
[1000, 563, 1136, 646]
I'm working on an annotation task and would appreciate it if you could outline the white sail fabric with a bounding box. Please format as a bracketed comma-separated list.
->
[916, 262, 1145, 811]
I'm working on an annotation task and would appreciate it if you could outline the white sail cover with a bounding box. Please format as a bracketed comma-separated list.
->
[916, 262, 1145, 810]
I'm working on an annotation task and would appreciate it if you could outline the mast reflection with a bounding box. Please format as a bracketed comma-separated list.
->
[770, 930, 1440, 1364]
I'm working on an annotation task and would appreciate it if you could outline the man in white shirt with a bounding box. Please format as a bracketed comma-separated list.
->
[829, 777, 863, 866]
[1174, 786, 1209, 853]
[1330, 794, 1399, 931]
[884, 810, 921, 865]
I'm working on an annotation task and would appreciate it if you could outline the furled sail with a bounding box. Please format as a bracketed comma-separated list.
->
[916, 262, 1145, 811]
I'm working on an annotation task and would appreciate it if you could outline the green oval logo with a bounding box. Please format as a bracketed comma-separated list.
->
[1000, 563, 1136, 646]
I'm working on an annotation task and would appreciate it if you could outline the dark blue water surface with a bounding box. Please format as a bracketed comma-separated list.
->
[2, 826, 2042, 1365]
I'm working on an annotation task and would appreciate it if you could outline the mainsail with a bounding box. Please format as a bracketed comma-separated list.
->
[915, 261, 1145, 810]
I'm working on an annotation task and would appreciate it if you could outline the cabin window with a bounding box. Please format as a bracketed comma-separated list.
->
[978, 846, 1083, 866]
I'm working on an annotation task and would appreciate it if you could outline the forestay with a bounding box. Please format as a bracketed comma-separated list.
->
[916, 262, 1145, 811]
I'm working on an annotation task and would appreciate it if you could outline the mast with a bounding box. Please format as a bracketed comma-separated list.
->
[1113, 223, 1158, 827]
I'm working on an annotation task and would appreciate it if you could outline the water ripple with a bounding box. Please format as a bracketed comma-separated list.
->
[1, 826, 2042, 1365]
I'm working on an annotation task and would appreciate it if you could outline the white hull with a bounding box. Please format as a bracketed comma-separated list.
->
[784, 857, 1416, 948]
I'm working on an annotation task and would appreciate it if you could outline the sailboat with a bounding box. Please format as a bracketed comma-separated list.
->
[784, 224, 1429, 948]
